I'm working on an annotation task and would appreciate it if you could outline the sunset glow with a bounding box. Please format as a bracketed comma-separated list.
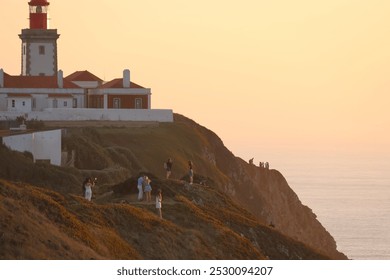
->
[1, 0, 389, 158]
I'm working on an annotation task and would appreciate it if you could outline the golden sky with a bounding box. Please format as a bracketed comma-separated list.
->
[1, 0, 390, 159]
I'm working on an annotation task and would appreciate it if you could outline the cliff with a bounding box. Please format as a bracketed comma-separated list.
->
[0, 114, 347, 259]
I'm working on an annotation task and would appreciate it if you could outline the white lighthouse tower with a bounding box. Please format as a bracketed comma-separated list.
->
[19, 0, 60, 76]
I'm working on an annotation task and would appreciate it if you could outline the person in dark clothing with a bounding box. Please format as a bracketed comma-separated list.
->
[165, 158, 173, 179]
[188, 160, 194, 184]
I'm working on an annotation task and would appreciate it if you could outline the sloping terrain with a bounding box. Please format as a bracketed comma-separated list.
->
[0, 178, 328, 260]
[0, 114, 347, 259]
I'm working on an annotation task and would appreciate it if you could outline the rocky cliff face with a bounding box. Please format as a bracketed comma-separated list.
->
[172, 114, 346, 259]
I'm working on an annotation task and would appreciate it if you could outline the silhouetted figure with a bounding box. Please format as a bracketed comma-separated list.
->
[188, 160, 194, 184]
[265, 162, 269, 170]
[259, 162, 264, 168]
[165, 158, 173, 179]
[249, 158, 254, 165]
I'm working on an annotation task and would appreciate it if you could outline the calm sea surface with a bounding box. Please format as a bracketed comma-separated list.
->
[269, 153, 390, 260]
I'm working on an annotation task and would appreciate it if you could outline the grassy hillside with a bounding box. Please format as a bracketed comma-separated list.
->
[0, 178, 328, 260]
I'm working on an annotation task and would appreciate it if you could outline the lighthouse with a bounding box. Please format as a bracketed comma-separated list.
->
[19, 0, 60, 76]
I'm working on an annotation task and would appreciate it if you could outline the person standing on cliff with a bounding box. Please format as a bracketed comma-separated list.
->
[188, 160, 194, 184]
[165, 158, 173, 179]
[144, 176, 152, 203]
[156, 189, 163, 219]
[137, 175, 144, 201]
[82, 177, 89, 197]
[84, 177, 93, 201]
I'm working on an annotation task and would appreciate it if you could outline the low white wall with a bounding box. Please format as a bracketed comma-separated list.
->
[0, 108, 174, 122]
[2, 129, 62, 166]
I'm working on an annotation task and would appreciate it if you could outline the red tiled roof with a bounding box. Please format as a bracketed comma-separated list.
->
[65, 70, 103, 82]
[3, 74, 81, 89]
[48, 94, 73, 98]
[99, 78, 145, 89]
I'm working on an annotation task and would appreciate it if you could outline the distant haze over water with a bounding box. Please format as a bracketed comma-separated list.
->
[255, 151, 390, 260]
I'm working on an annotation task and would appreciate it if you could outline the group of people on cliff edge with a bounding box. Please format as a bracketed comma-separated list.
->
[164, 158, 194, 184]
[137, 174, 163, 218]
[249, 158, 270, 170]
[82, 157, 195, 220]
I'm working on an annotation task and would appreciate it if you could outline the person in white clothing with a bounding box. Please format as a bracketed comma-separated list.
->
[156, 189, 162, 219]
[84, 178, 93, 201]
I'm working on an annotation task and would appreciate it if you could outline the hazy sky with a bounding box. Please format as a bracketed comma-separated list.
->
[1, 0, 390, 161]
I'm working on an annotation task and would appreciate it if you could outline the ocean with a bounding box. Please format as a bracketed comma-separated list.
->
[267, 152, 390, 260]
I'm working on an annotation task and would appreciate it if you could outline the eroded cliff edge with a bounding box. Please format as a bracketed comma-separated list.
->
[171, 114, 346, 259]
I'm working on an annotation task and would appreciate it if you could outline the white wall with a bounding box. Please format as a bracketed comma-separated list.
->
[0, 108, 173, 122]
[34, 95, 48, 111]
[0, 96, 7, 111]
[7, 98, 32, 113]
[73, 81, 100, 88]
[47, 97, 74, 109]
[2, 130, 62, 166]
[29, 43, 56, 76]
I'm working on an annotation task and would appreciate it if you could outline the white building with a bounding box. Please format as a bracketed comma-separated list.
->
[2, 129, 62, 166]
[0, 70, 84, 113]
[0, 0, 173, 123]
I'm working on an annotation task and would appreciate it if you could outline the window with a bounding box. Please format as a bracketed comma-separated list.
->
[32, 98, 36, 109]
[73, 98, 77, 108]
[135, 98, 142, 109]
[22, 101, 26, 106]
[23, 45, 26, 55]
[64, 101, 68, 107]
[39, 45, 45, 55]
[11, 100, 15, 108]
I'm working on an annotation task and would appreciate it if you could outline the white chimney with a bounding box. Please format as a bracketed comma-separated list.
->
[57, 70, 63, 88]
[0, 68, 4, 88]
[123, 69, 130, 88]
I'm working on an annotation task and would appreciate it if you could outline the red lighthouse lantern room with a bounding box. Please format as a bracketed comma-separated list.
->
[29, 0, 50, 29]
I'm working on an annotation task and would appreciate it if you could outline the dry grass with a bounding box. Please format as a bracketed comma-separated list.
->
[0, 177, 328, 260]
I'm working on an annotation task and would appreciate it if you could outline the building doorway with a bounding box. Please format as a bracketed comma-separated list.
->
[135, 98, 142, 109]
